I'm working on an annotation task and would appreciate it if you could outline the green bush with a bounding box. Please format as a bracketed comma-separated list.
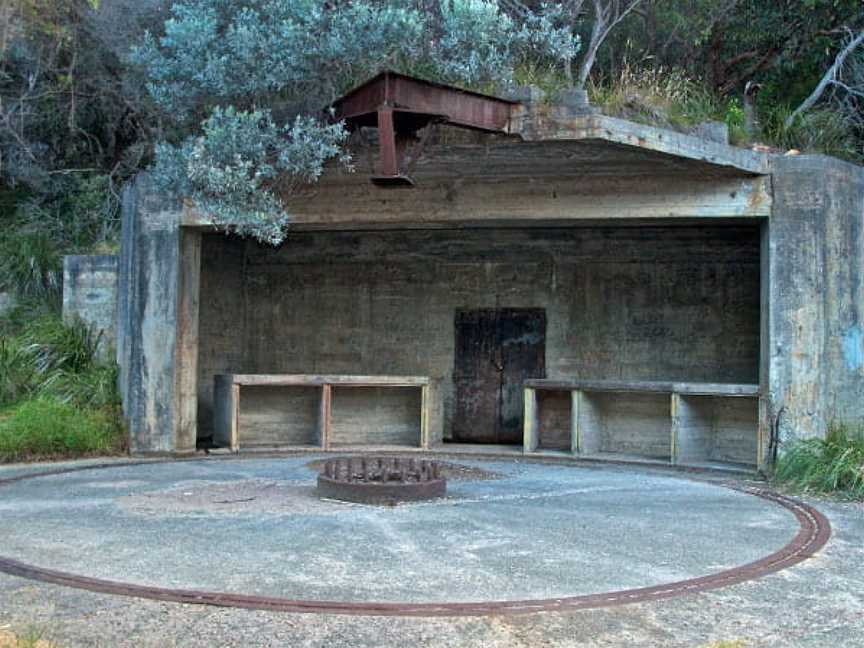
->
[0, 311, 110, 408]
[723, 98, 748, 146]
[513, 61, 569, 103]
[0, 398, 123, 462]
[773, 422, 864, 499]
[0, 174, 120, 304]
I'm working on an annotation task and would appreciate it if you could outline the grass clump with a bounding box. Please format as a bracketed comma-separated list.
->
[513, 61, 570, 103]
[773, 422, 864, 499]
[588, 62, 725, 132]
[0, 627, 60, 648]
[0, 174, 120, 304]
[761, 106, 863, 164]
[0, 233, 62, 304]
[0, 398, 122, 462]
[38, 363, 119, 410]
[0, 337, 37, 405]
[0, 310, 115, 408]
[20, 316, 103, 376]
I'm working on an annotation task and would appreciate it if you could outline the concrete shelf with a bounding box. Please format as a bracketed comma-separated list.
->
[214, 374, 432, 452]
[672, 394, 760, 469]
[578, 391, 673, 462]
[233, 385, 322, 448]
[535, 390, 575, 451]
[524, 380, 762, 469]
[330, 386, 424, 448]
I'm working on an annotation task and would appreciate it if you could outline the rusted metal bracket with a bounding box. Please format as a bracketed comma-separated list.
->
[372, 107, 445, 186]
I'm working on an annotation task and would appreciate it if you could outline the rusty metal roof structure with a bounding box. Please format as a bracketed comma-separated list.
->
[329, 71, 519, 186]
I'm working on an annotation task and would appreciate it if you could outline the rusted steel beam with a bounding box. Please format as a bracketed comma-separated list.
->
[376, 106, 399, 178]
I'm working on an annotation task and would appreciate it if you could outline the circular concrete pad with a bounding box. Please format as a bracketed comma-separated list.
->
[0, 457, 828, 615]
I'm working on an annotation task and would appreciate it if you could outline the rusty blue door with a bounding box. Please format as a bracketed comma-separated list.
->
[452, 309, 546, 444]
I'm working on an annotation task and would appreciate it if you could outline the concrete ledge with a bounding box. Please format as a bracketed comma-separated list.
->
[514, 112, 771, 175]
[525, 379, 759, 396]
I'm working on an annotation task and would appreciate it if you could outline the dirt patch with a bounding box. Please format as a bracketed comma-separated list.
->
[116, 479, 352, 517]
[304, 458, 504, 482]
[0, 629, 56, 648]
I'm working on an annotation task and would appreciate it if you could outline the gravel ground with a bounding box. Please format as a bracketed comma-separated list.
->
[0, 457, 861, 648]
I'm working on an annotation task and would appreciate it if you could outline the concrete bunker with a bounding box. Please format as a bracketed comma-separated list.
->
[114, 72, 864, 472]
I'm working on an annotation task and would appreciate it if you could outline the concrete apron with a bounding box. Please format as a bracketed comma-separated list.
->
[0, 456, 828, 616]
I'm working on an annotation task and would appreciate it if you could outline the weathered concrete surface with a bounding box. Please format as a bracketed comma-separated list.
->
[0, 458, 861, 648]
[329, 386, 421, 447]
[238, 386, 322, 447]
[0, 458, 800, 602]
[117, 174, 190, 454]
[278, 159, 771, 227]
[62, 255, 119, 359]
[196, 227, 761, 441]
[768, 156, 864, 441]
[690, 121, 729, 144]
[180, 121, 772, 230]
[536, 390, 571, 450]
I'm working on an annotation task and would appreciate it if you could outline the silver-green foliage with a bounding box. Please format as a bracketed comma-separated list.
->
[133, 0, 577, 244]
[153, 108, 349, 244]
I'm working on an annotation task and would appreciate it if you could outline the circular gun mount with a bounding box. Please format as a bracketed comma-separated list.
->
[316, 456, 446, 505]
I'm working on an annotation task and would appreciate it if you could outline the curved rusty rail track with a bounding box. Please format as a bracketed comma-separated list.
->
[0, 458, 831, 617]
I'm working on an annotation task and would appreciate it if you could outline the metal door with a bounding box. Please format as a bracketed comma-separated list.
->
[452, 309, 546, 444]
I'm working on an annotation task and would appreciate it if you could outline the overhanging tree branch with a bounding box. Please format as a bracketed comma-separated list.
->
[786, 29, 864, 128]
[577, 0, 643, 87]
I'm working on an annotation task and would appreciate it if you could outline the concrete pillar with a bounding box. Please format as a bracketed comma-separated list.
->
[768, 156, 864, 443]
[117, 173, 200, 455]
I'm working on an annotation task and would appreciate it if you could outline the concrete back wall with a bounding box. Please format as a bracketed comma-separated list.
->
[196, 225, 761, 440]
[62, 255, 119, 360]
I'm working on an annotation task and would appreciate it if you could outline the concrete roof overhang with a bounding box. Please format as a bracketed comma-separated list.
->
[511, 110, 770, 177]
[183, 92, 774, 229]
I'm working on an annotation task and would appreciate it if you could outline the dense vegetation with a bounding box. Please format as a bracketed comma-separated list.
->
[1, 0, 863, 466]
[2, 0, 862, 250]
[0, 302, 125, 461]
